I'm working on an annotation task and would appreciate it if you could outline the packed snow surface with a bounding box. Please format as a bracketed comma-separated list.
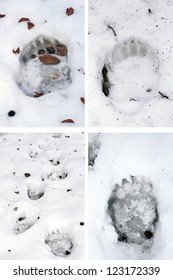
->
[89, 133, 173, 259]
[0, 0, 84, 127]
[0, 133, 85, 259]
[89, 0, 173, 127]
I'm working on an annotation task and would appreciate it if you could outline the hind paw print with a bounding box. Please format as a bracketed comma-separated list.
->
[102, 38, 160, 109]
[107, 175, 159, 247]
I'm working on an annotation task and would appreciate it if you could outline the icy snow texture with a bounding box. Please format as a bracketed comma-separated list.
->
[0, 133, 84, 259]
[89, 0, 173, 126]
[89, 133, 173, 259]
[0, 0, 84, 127]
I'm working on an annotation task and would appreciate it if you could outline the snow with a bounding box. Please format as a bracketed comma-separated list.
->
[89, 133, 173, 259]
[0, 0, 84, 127]
[0, 133, 85, 259]
[89, 0, 173, 127]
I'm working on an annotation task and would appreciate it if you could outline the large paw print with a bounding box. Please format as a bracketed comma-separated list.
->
[18, 35, 71, 97]
[26, 177, 45, 200]
[10, 201, 40, 234]
[107, 175, 159, 246]
[102, 38, 160, 109]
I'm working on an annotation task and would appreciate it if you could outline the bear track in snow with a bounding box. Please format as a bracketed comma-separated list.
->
[18, 35, 71, 97]
[107, 175, 159, 248]
[45, 230, 73, 257]
[26, 177, 45, 200]
[102, 38, 160, 105]
[12, 201, 40, 234]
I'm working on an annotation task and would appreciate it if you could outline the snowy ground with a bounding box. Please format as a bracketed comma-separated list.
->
[0, 133, 85, 259]
[89, 0, 173, 127]
[0, 0, 84, 127]
[89, 133, 173, 259]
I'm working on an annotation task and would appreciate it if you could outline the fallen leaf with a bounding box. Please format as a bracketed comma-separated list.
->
[57, 47, 67, 56]
[80, 97, 85, 104]
[66, 7, 74, 16]
[27, 21, 35, 29]
[0, 14, 6, 18]
[61, 119, 75, 124]
[39, 54, 60, 65]
[33, 92, 44, 98]
[12, 47, 20, 55]
[18, 17, 30, 23]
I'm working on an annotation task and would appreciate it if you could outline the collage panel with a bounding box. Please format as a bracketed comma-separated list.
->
[89, 133, 173, 259]
[0, 0, 84, 127]
[0, 0, 172, 270]
[0, 133, 85, 259]
[89, 0, 173, 127]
